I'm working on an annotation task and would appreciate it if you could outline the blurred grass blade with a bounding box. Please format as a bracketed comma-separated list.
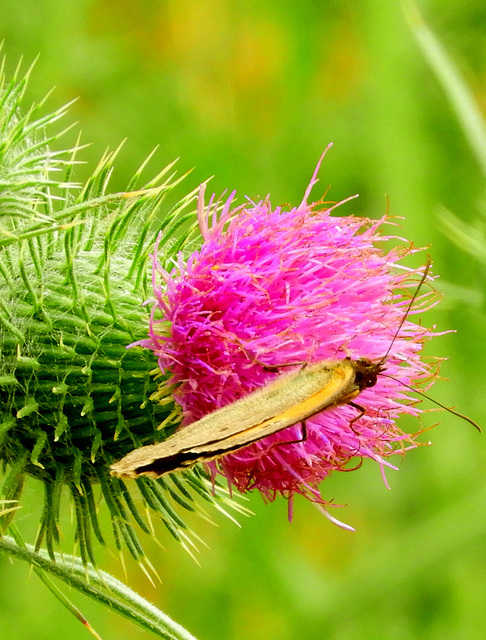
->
[406, 2, 486, 176]
[438, 206, 486, 264]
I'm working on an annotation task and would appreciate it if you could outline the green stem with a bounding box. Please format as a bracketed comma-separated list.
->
[0, 535, 198, 640]
[9, 524, 103, 639]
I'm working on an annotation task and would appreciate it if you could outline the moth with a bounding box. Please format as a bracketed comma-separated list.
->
[111, 260, 480, 479]
[111, 356, 384, 478]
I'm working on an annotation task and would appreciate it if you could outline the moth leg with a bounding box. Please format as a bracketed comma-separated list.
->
[274, 420, 308, 448]
[301, 420, 307, 442]
[238, 346, 308, 372]
[348, 401, 366, 434]
[263, 361, 308, 372]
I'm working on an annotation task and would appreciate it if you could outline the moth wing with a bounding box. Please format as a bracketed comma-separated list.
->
[110, 359, 357, 477]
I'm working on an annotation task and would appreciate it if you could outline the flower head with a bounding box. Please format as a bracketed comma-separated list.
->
[143, 152, 438, 522]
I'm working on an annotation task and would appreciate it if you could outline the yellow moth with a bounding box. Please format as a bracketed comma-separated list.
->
[110, 357, 382, 478]
[110, 259, 480, 480]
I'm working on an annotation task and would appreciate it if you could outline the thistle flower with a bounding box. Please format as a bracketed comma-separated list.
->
[142, 153, 439, 525]
[0, 62, 247, 566]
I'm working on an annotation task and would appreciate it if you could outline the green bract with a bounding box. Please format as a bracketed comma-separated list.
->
[0, 59, 247, 567]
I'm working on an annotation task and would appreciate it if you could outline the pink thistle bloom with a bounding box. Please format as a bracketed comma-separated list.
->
[142, 151, 438, 527]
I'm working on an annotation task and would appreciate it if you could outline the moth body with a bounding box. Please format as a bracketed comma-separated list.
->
[111, 357, 382, 479]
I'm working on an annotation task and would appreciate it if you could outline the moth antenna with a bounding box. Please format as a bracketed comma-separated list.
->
[382, 373, 481, 432]
[380, 256, 432, 365]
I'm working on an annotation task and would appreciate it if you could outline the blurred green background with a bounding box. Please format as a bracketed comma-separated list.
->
[1, 0, 486, 639]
